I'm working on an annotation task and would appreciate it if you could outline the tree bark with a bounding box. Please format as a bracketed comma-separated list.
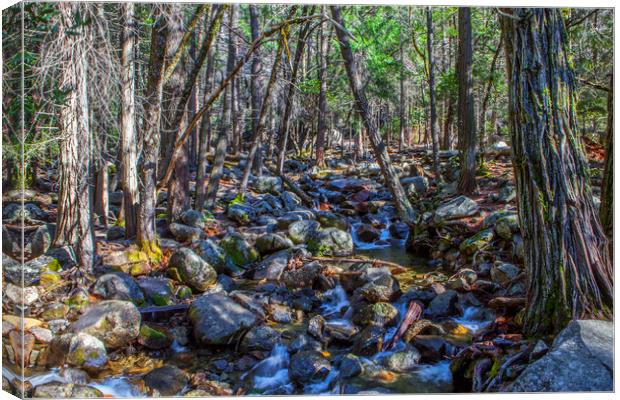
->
[316, 10, 330, 168]
[119, 3, 139, 238]
[136, 8, 171, 259]
[501, 8, 613, 336]
[600, 73, 613, 251]
[53, 3, 95, 271]
[196, 46, 215, 212]
[426, 7, 441, 181]
[331, 6, 416, 224]
[456, 7, 478, 194]
[478, 36, 502, 167]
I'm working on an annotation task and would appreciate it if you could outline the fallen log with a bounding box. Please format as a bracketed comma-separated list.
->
[383, 300, 423, 351]
[308, 256, 409, 274]
[488, 297, 526, 310]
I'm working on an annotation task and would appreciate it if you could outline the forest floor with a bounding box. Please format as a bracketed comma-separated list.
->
[1, 141, 609, 396]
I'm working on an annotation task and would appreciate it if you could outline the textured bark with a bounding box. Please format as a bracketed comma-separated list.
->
[93, 165, 109, 227]
[196, 47, 215, 212]
[331, 6, 416, 224]
[53, 3, 95, 271]
[478, 36, 502, 166]
[316, 10, 330, 168]
[137, 8, 170, 259]
[501, 8, 613, 336]
[426, 7, 441, 181]
[600, 73, 613, 249]
[456, 7, 478, 194]
[119, 3, 139, 238]
[249, 5, 263, 172]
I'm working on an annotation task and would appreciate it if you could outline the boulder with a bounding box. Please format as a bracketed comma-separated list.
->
[358, 273, 401, 303]
[3, 202, 48, 223]
[65, 333, 108, 370]
[106, 226, 125, 241]
[192, 239, 242, 276]
[91, 272, 145, 305]
[180, 209, 206, 229]
[33, 383, 103, 398]
[252, 176, 282, 194]
[2, 226, 20, 257]
[495, 214, 519, 240]
[281, 261, 322, 289]
[31, 223, 56, 257]
[459, 229, 494, 255]
[434, 196, 480, 223]
[383, 346, 422, 371]
[137, 277, 174, 306]
[240, 325, 281, 352]
[352, 302, 399, 328]
[144, 365, 189, 396]
[281, 191, 303, 211]
[307, 228, 353, 257]
[490, 262, 521, 286]
[339, 354, 364, 378]
[69, 300, 141, 349]
[277, 210, 316, 229]
[497, 185, 516, 203]
[402, 176, 429, 197]
[288, 220, 321, 244]
[426, 290, 459, 318]
[352, 326, 384, 357]
[169, 222, 203, 242]
[315, 211, 350, 230]
[3, 253, 53, 286]
[227, 203, 257, 225]
[256, 233, 294, 255]
[253, 249, 290, 281]
[355, 224, 380, 243]
[221, 233, 259, 267]
[167, 247, 217, 292]
[511, 320, 613, 392]
[289, 350, 331, 385]
[189, 293, 257, 345]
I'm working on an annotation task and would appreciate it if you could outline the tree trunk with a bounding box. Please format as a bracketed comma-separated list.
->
[501, 8, 612, 336]
[249, 5, 263, 175]
[426, 7, 441, 181]
[204, 6, 236, 209]
[196, 46, 215, 212]
[478, 36, 502, 167]
[136, 8, 171, 260]
[119, 3, 139, 238]
[53, 3, 95, 271]
[600, 73, 613, 251]
[331, 6, 416, 224]
[94, 164, 109, 227]
[399, 22, 407, 152]
[316, 10, 330, 168]
[456, 7, 478, 194]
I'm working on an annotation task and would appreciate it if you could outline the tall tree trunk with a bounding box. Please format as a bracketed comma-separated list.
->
[456, 7, 478, 194]
[331, 6, 416, 224]
[196, 46, 215, 211]
[53, 3, 95, 271]
[600, 73, 613, 251]
[204, 6, 236, 209]
[426, 7, 441, 181]
[119, 3, 139, 238]
[399, 22, 407, 152]
[478, 36, 502, 167]
[316, 10, 330, 168]
[501, 8, 612, 337]
[137, 8, 171, 259]
[249, 5, 263, 175]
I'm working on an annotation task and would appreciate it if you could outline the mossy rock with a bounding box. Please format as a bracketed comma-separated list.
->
[459, 229, 494, 255]
[221, 233, 259, 267]
[138, 323, 172, 350]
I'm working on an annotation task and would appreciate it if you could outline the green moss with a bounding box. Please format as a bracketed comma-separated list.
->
[140, 324, 166, 340]
[46, 258, 61, 272]
[150, 293, 171, 306]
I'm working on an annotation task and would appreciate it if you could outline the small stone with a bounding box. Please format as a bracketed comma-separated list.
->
[144, 365, 189, 396]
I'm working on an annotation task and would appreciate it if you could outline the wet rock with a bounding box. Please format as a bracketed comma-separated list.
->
[91, 272, 145, 305]
[495, 214, 519, 240]
[352, 326, 384, 357]
[277, 210, 316, 229]
[490, 261, 521, 286]
[253, 249, 290, 281]
[3, 253, 51, 286]
[511, 320, 613, 392]
[315, 211, 350, 230]
[169, 222, 203, 242]
[3, 203, 48, 223]
[31, 223, 56, 257]
[252, 175, 282, 194]
[69, 300, 141, 349]
[137, 277, 174, 306]
[355, 224, 380, 243]
[281, 191, 303, 211]
[289, 350, 331, 385]
[138, 323, 172, 349]
[307, 315, 326, 340]
[288, 220, 321, 244]
[434, 196, 480, 223]
[167, 247, 217, 292]
[339, 354, 364, 378]
[358, 273, 401, 303]
[106, 225, 125, 241]
[256, 233, 294, 255]
[352, 302, 399, 328]
[327, 178, 374, 192]
[411, 335, 459, 362]
[289, 333, 323, 353]
[227, 203, 257, 225]
[180, 209, 206, 229]
[446, 268, 477, 291]
[307, 228, 353, 256]
[459, 229, 494, 255]
[240, 325, 281, 352]
[389, 222, 410, 240]
[33, 382, 103, 398]
[402, 176, 429, 197]
[269, 304, 293, 323]
[325, 320, 359, 342]
[426, 290, 459, 318]
[221, 233, 259, 267]
[192, 239, 239, 276]
[281, 260, 321, 289]
[144, 365, 189, 396]
[66, 332, 109, 370]
[497, 185, 516, 203]
[383, 346, 422, 371]
[189, 293, 257, 345]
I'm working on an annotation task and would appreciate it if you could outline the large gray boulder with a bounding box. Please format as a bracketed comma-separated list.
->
[167, 247, 217, 292]
[189, 293, 257, 345]
[91, 272, 145, 305]
[307, 228, 353, 257]
[511, 320, 613, 392]
[434, 195, 480, 223]
[31, 223, 56, 257]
